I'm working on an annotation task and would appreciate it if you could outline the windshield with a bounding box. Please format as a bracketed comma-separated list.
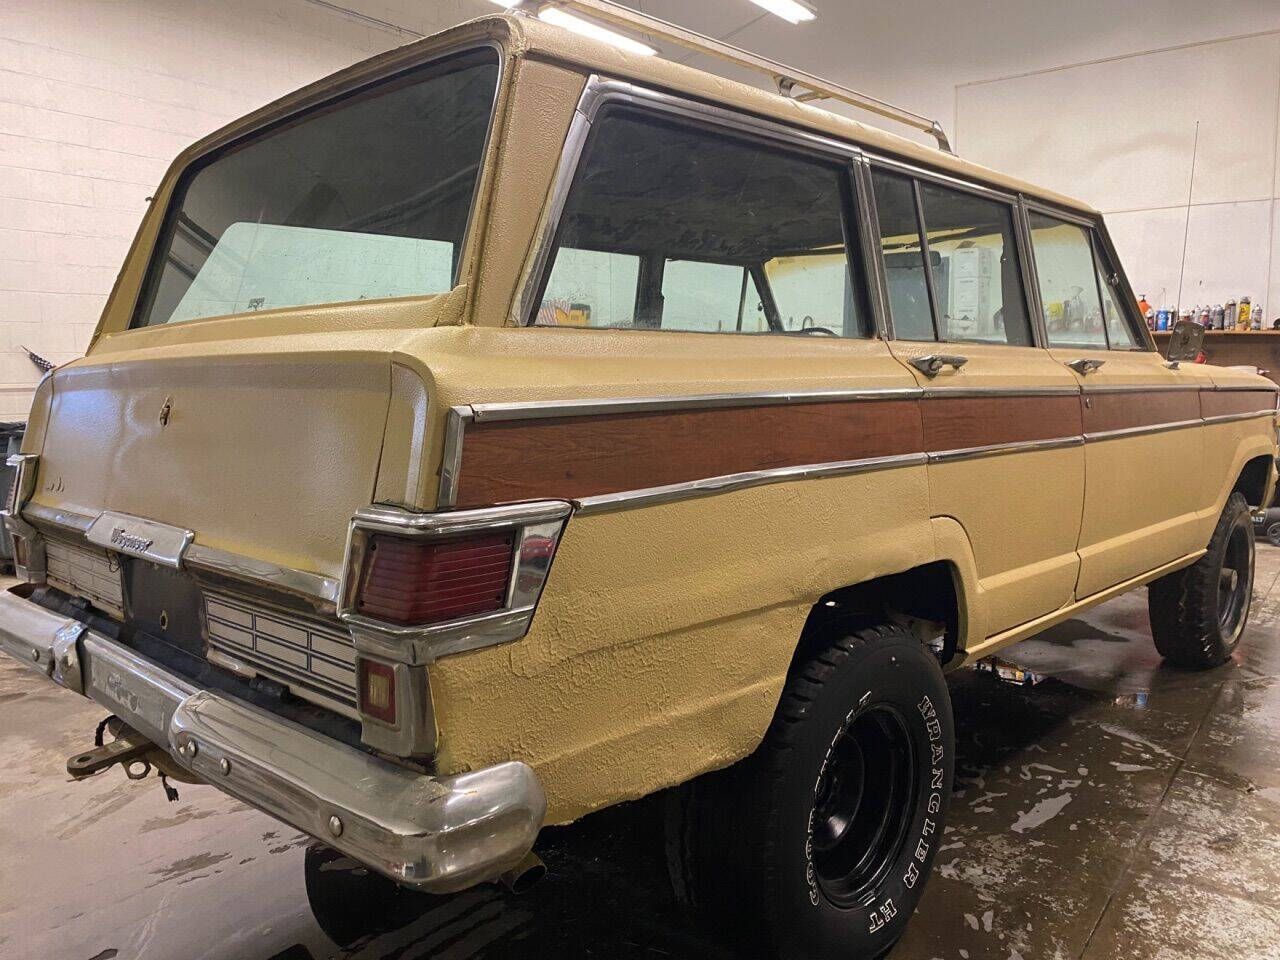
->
[134, 48, 499, 327]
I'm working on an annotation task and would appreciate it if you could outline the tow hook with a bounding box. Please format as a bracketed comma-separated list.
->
[66, 716, 154, 780]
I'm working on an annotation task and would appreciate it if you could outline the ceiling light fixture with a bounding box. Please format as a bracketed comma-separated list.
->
[536, 7, 657, 56]
[745, 0, 817, 24]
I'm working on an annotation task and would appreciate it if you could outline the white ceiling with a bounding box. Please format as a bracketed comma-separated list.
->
[332, 0, 1280, 149]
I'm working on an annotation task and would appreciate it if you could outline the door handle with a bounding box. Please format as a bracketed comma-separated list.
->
[910, 354, 968, 378]
[1065, 358, 1106, 375]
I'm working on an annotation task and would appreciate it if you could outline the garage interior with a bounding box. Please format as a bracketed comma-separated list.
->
[2, 1, 1280, 958]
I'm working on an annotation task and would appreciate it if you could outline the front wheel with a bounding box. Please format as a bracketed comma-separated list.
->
[669, 622, 954, 959]
[1149, 492, 1255, 669]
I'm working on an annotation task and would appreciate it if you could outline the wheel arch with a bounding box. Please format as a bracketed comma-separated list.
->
[792, 557, 968, 673]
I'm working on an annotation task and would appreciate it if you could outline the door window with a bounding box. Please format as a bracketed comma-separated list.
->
[870, 170, 935, 341]
[870, 169, 1030, 345]
[1094, 251, 1139, 350]
[917, 182, 1031, 345]
[535, 109, 870, 337]
[1027, 213, 1109, 350]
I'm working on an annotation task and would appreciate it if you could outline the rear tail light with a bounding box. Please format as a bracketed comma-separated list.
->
[355, 531, 515, 626]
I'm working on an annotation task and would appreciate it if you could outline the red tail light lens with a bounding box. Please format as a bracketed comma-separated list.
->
[355, 531, 515, 626]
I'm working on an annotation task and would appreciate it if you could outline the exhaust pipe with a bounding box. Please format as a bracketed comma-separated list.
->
[499, 851, 546, 894]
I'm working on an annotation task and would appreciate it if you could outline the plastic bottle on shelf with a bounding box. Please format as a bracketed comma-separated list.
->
[1138, 293, 1152, 316]
[1238, 296, 1252, 331]
[1252, 303, 1263, 330]
[1225, 298, 1238, 331]
[1144, 308, 1155, 330]
[1211, 304, 1225, 330]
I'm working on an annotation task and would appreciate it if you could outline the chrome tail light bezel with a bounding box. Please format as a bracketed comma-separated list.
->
[2, 454, 45, 583]
[338, 500, 572, 664]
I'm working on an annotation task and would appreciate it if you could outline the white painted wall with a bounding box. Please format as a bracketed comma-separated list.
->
[0, 0, 491, 420]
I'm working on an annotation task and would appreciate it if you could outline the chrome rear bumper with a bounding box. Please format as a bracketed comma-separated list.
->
[0, 588, 544, 893]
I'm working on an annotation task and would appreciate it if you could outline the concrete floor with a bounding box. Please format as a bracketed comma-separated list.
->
[3, 549, 1280, 960]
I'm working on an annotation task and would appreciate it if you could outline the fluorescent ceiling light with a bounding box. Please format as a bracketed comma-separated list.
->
[746, 0, 817, 24]
[537, 7, 656, 56]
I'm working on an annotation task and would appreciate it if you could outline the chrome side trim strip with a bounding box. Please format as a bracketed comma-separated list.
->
[1202, 409, 1278, 425]
[1084, 418, 1203, 442]
[1210, 385, 1280, 393]
[1080, 384, 1201, 395]
[573, 453, 928, 516]
[185, 544, 340, 605]
[24, 503, 339, 604]
[927, 436, 1083, 464]
[468, 387, 923, 422]
[920, 386, 1080, 399]
[437, 405, 469, 508]
[24, 502, 94, 534]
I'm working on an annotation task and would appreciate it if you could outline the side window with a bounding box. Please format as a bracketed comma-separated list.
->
[539, 249, 639, 326]
[917, 182, 1031, 345]
[870, 170, 935, 341]
[1093, 250, 1139, 350]
[1027, 213, 1107, 350]
[661, 260, 767, 333]
[871, 169, 1030, 345]
[535, 109, 870, 336]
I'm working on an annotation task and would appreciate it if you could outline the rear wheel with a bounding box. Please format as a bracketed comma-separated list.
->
[1149, 492, 1255, 669]
[668, 622, 953, 959]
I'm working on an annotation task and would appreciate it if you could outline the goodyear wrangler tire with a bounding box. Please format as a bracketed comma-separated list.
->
[671, 622, 954, 959]
[1148, 492, 1255, 669]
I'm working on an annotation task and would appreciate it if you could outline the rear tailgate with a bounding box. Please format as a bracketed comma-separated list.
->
[29, 334, 394, 581]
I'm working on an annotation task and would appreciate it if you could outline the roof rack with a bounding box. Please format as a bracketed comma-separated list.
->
[509, 0, 953, 153]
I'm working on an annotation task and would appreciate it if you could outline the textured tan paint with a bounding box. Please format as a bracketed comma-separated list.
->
[891, 341, 1085, 635]
[470, 58, 585, 330]
[430, 464, 932, 824]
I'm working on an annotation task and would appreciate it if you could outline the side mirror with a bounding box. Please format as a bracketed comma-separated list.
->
[1165, 318, 1205, 363]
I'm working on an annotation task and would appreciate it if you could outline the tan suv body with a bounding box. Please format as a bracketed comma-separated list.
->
[2, 13, 1276, 956]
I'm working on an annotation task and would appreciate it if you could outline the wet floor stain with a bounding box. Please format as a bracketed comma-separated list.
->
[4, 552, 1280, 958]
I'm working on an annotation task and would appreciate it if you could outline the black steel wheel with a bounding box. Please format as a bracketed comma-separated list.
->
[668, 622, 954, 959]
[1150, 492, 1255, 669]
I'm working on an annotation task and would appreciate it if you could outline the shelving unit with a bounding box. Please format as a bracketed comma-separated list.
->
[1151, 329, 1280, 383]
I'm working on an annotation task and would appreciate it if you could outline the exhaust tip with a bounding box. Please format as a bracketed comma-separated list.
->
[499, 851, 546, 894]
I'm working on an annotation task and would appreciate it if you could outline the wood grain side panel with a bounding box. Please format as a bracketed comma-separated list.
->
[922, 395, 1082, 451]
[454, 399, 924, 507]
[1083, 390, 1200, 435]
[1200, 389, 1278, 419]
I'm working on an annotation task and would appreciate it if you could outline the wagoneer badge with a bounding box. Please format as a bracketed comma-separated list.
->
[85, 511, 194, 569]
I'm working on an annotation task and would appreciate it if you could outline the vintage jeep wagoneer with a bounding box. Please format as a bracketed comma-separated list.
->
[2, 6, 1277, 957]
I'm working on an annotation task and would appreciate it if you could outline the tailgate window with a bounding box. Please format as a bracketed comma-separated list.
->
[135, 48, 499, 327]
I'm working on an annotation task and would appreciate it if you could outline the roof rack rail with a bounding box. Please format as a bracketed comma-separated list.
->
[508, 0, 953, 153]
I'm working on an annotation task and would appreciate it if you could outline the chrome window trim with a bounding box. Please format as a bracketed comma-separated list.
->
[863, 151, 1020, 206]
[1022, 199, 1153, 354]
[131, 40, 507, 331]
[338, 500, 572, 664]
[512, 75, 870, 330]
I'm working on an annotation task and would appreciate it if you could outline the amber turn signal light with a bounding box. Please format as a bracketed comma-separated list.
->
[358, 658, 397, 725]
[354, 531, 516, 626]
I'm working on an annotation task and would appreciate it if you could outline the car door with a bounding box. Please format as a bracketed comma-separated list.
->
[1026, 207, 1206, 598]
[868, 165, 1085, 637]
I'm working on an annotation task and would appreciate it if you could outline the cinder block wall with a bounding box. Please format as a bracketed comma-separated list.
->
[0, 0, 485, 420]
